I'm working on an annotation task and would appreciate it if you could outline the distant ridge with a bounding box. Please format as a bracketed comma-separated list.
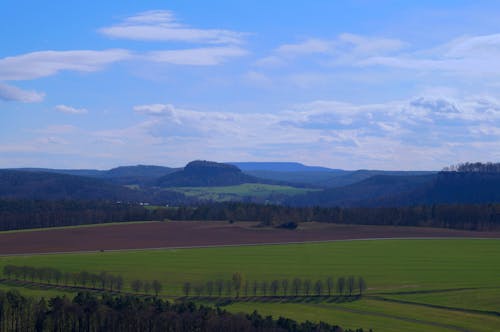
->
[228, 162, 339, 172]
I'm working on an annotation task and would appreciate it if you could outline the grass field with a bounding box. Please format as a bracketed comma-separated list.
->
[168, 183, 319, 201]
[1, 239, 499, 331]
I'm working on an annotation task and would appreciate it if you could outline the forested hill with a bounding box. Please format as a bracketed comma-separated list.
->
[0, 170, 188, 204]
[156, 160, 263, 187]
[287, 171, 500, 207]
[12, 165, 176, 186]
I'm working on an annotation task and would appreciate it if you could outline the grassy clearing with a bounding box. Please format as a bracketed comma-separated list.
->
[169, 183, 319, 201]
[0, 239, 499, 330]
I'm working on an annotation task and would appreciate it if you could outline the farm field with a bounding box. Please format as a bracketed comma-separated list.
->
[168, 183, 320, 201]
[1, 238, 499, 331]
[1, 220, 499, 255]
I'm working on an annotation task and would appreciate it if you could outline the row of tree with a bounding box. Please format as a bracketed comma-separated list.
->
[3, 265, 125, 292]
[0, 291, 368, 332]
[3, 267, 367, 299]
[182, 274, 367, 298]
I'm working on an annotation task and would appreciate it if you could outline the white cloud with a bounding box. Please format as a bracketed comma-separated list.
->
[0, 83, 45, 102]
[0, 49, 131, 81]
[146, 46, 247, 65]
[256, 34, 405, 67]
[100, 10, 245, 44]
[55, 104, 88, 114]
[359, 33, 500, 76]
[276, 38, 333, 55]
[34, 125, 78, 134]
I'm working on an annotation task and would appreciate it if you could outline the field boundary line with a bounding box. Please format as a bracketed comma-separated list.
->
[368, 295, 500, 317]
[311, 301, 471, 332]
[1, 236, 499, 257]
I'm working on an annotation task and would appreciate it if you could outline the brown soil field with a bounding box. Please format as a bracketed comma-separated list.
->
[0, 221, 499, 255]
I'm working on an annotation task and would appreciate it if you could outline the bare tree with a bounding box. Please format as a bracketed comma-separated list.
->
[116, 276, 124, 292]
[252, 280, 259, 296]
[314, 280, 323, 296]
[152, 280, 162, 297]
[281, 279, 289, 296]
[292, 278, 301, 296]
[326, 276, 334, 296]
[270, 280, 279, 296]
[303, 279, 312, 296]
[215, 279, 224, 297]
[183, 282, 191, 297]
[261, 281, 268, 296]
[347, 276, 355, 296]
[337, 277, 346, 296]
[232, 272, 243, 297]
[206, 281, 214, 296]
[131, 279, 143, 293]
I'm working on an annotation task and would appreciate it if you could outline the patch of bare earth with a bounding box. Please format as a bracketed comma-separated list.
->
[0, 221, 499, 255]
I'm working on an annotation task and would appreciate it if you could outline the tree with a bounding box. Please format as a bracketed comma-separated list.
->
[281, 279, 289, 296]
[232, 272, 243, 297]
[314, 280, 323, 296]
[347, 276, 355, 296]
[243, 280, 249, 297]
[116, 276, 124, 292]
[252, 280, 259, 296]
[206, 281, 214, 296]
[292, 278, 301, 296]
[99, 271, 107, 290]
[131, 279, 143, 293]
[270, 280, 279, 296]
[303, 279, 311, 296]
[261, 281, 268, 296]
[183, 282, 191, 297]
[326, 276, 334, 296]
[358, 276, 367, 296]
[143, 281, 152, 295]
[215, 279, 224, 297]
[337, 277, 346, 296]
[152, 280, 162, 297]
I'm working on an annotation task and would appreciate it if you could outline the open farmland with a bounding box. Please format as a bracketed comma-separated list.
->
[168, 183, 320, 202]
[1, 221, 499, 255]
[1, 238, 499, 331]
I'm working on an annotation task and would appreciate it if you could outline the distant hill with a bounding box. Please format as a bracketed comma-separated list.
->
[320, 170, 436, 188]
[288, 172, 500, 207]
[11, 165, 176, 186]
[229, 162, 340, 172]
[157, 161, 262, 187]
[0, 170, 187, 204]
[0, 170, 137, 201]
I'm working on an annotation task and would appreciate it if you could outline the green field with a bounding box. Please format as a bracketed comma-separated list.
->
[1, 239, 499, 331]
[168, 183, 319, 201]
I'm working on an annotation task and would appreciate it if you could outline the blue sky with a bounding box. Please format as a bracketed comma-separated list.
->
[1, 1, 499, 170]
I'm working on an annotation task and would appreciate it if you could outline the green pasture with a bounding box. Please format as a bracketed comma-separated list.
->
[168, 183, 319, 201]
[1, 239, 499, 331]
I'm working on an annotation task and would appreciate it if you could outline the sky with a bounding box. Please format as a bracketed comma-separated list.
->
[1, 0, 500, 170]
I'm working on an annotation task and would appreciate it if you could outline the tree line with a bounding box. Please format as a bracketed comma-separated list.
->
[181, 273, 367, 298]
[3, 265, 125, 292]
[3, 267, 367, 300]
[0, 290, 371, 332]
[443, 162, 500, 173]
[1, 199, 499, 231]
